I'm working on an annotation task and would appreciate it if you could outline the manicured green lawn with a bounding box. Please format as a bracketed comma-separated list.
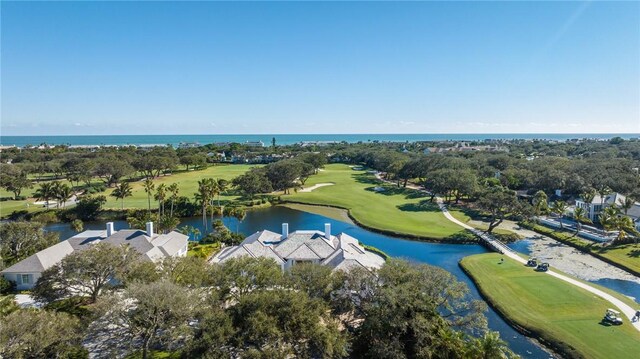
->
[101, 164, 258, 210]
[0, 165, 258, 217]
[284, 164, 465, 240]
[595, 243, 640, 275]
[461, 253, 640, 359]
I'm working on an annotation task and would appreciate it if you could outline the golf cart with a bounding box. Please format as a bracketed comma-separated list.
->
[526, 257, 538, 267]
[603, 309, 623, 325]
[536, 262, 550, 272]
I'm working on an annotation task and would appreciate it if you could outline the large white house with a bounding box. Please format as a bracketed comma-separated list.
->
[211, 223, 385, 271]
[575, 192, 640, 228]
[1, 222, 188, 290]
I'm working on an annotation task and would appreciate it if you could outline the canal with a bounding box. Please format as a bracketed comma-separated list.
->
[47, 206, 561, 358]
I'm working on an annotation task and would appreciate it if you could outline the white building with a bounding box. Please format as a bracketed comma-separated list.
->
[575, 192, 640, 230]
[211, 223, 385, 272]
[1, 222, 188, 290]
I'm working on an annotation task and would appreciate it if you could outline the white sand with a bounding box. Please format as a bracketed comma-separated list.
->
[299, 183, 334, 192]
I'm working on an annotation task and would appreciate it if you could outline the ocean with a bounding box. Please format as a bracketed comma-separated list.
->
[1, 133, 637, 148]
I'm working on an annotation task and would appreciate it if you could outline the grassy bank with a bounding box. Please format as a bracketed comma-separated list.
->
[460, 253, 640, 359]
[520, 221, 640, 276]
[278, 203, 354, 224]
[284, 164, 465, 240]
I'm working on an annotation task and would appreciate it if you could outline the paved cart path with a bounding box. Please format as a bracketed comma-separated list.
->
[437, 197, 640, 332]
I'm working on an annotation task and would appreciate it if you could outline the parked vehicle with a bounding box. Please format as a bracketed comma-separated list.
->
[536, 262, 549, 272]
[526, 257, 538, 267]
[603, 309, 623, 325]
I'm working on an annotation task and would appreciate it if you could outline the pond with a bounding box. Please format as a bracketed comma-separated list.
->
[46, 206, 553, 358]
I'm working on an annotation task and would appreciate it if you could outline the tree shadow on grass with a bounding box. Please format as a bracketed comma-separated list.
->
[353, 173, 379, 185]
[449, 205, 493, 222]
[353, 173, 430, 199]
[626, 249, 640, 258]
[397, 200, 441, 213]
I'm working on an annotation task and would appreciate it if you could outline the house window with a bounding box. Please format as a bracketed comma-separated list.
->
[21, 274, 31, 284]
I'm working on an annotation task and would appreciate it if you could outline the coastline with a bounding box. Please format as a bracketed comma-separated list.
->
[2, 133, 638, 148]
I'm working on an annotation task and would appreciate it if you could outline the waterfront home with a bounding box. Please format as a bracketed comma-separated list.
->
[575, 192, 640, 225]
[1, 222, 188, 290]
[211, 223, 385, 271]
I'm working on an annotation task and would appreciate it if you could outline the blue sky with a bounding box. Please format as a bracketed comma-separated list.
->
[1, 1, 639, 135]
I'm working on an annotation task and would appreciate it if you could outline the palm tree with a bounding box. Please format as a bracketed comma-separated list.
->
[167, 183, 179, 217]
[598, 206, 620, 236]
[33, 182, 55, 208]
[111, 182, 133, 209]
[612, 216, 638, 244]
[143, 178, 155, 213]
[206, 178, 221, 226]
[154, 183, 167, 216]
[580, 188, 597, 222]
[618, 196, 635, 216]
[572, 207, 592, 237]
[158, 215, 180, 234]
[532, 190, 548, 217]
[224, 205, 246, 234]
[550, 200, 568, 229]
[216, 178, 228, 208]
[180, 225, 202, 241]
[196, 179, 210, 230]
[192, 227, 201, 241]
[468, 331, 516, 359]
[597, 186, 612, 218]
[53, 182, 73, 209]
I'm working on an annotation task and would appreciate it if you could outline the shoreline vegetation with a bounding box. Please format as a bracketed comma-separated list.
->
[520, 221, 640, 277]
[460, 253, 640, 359]
[278, 203, 354, 224]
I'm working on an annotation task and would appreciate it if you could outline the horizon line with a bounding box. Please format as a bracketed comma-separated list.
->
[2, 132, 639, 137]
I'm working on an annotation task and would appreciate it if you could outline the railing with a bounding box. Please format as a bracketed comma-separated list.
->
[470, 228, 515, 254]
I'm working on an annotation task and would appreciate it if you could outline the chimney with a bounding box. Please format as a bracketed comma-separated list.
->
[106, 222, 114, 237]
[324, 223, 331, 240]
[146, 222, 154, 237]
[282, 223, 289, 239]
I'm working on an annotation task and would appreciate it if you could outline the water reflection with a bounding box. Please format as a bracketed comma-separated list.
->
[47, 206, 553, 358]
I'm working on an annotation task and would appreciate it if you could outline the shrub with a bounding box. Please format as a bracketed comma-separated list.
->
[0, 277, 16, 295]
[32, 211, 60, 224]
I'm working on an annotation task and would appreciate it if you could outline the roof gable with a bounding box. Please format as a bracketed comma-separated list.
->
[285, 244, 321, 260]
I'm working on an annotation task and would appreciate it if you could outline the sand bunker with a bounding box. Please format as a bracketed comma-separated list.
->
[299, 183, 334, 192]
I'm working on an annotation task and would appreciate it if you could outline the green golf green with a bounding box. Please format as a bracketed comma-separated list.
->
[284, 164, 465, 240]
[460, 253, 640, 359]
